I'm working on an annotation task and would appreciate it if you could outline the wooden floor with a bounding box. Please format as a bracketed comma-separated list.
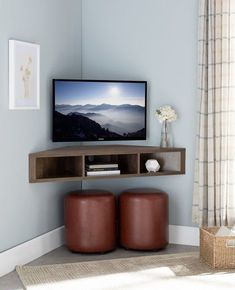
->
[0, 244, 198, 290]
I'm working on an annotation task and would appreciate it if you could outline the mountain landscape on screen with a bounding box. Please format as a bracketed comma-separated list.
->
[53, 81, 146, 141]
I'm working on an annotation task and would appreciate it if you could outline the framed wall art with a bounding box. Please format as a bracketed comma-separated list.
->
[9, 40, 40, 110]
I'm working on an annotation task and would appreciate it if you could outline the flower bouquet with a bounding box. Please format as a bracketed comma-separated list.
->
[155, 105, 177, 147]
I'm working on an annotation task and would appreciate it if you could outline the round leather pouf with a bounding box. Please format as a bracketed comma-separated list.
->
[120, 188, 168, 250]
[64, 190, 116, 253]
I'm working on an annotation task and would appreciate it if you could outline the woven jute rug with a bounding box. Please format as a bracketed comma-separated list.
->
[16, 251, 235, 290]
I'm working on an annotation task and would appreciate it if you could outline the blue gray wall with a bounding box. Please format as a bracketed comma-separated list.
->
[81, 0, 198, 227]
[0, 0, 82, 252]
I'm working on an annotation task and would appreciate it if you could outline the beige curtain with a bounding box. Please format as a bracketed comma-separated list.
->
[193, 0, 235, 226]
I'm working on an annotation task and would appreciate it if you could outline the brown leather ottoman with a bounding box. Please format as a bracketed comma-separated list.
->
[64, 190, 116, 253]
[120, 188, 168, 250]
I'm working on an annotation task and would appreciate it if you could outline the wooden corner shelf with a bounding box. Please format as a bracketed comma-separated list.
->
[29, 145, 185, 183]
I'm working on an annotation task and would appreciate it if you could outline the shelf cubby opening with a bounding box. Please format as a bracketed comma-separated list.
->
[140, 151, 183, 174]
[85, 154, 138, 175]
[35, 156, 83, 179]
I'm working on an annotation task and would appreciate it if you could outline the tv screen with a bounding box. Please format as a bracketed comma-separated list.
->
[53, 79, 147, 142]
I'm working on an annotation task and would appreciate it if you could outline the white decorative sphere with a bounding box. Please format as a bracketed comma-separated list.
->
[145, 159, 160, 172]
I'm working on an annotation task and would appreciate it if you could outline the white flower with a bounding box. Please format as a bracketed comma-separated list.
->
[155, 105, 177, 123]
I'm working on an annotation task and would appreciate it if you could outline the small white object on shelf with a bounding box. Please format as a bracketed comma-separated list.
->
[145, 159, 160, 173]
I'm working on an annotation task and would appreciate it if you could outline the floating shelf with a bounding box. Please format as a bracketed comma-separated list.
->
[29, 145, 185, 183]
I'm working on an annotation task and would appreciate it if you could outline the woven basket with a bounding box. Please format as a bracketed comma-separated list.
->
[200, 227, 235, 269]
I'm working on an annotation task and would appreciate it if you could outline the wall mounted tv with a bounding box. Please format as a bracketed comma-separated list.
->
[52, 79, 147, 142]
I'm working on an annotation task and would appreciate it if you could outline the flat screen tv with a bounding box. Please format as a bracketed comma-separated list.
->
[53, 79, 147, 142]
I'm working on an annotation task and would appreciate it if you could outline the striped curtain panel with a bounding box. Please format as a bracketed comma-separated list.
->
[192, 0, 235, 227]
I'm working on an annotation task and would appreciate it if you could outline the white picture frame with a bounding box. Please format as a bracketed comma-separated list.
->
[9, 40, 40, 110]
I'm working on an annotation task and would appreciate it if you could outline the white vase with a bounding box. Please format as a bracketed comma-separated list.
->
[160, 120, 173, 147]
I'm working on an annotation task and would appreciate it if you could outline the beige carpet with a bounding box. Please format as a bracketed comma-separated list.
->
[16, 252, 235, 290]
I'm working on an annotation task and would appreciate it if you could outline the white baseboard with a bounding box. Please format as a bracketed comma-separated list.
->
[0, 225, 199, 277]
[0, 226, 64, 277]
[169, 225, 199, 246]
